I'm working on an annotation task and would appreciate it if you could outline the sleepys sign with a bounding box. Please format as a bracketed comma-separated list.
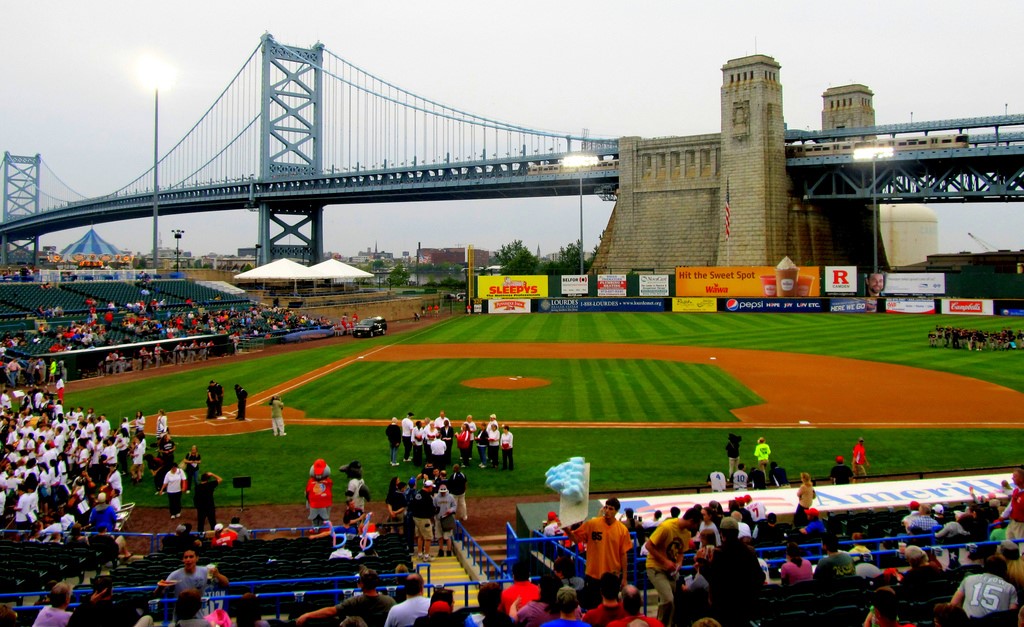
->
[478, 275, 548, 299]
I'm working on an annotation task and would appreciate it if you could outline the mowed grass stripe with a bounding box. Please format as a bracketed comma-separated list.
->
[635, 359, 687, 421]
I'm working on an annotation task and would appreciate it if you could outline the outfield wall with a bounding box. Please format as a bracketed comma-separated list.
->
[476, 269, 1024, 300]
[481, 296, 1024, 317]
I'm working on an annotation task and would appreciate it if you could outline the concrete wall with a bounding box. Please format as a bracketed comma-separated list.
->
[593, 53, 862, 272]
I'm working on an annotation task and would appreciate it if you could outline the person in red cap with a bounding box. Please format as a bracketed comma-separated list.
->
[542, 512, 562, 537]
[829, 455, 854, 485]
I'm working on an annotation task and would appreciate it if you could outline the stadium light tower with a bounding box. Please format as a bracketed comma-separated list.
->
[172, 229, 185, 271]
[853, 146, 894, 274]
[138, 56, 176, 273]
[562, 154, 600, 274]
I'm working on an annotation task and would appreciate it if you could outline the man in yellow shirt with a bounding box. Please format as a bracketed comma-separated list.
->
[644, 507, 702, 627]
[570, 497, 633, 609]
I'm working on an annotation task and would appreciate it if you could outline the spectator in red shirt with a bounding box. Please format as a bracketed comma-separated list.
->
[582, 574, 627, 626]
[500, 561, 539, 614]
[605, 586, 662, 627]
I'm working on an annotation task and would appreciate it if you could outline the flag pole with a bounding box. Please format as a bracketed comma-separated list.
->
[725, 178, 731, 265]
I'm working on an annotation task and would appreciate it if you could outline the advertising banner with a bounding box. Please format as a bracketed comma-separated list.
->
[824, 266, 858, 294]
[885, 299, 936, 314]
[671, 297, 717, 313]
[882, 273, 946, 296]
[597, 274, 627, 297]
[829, 298, 872, 313]
[638, 275, 670, 297]
[941, 299, 994, 316]
[538, 298, 665, 313]
[720, 298, 824, 313]
[487, 299, 531, 314]
[560, 275, 589, 296]
[676, 263, 820, 298]
[1000, 309, 1024, 317]
[478, 275, 548, 299]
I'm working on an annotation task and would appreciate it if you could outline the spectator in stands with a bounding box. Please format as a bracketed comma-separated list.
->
[780, 542, 812, 586]
[156, 549, 229, 619]
[829, 456, 854, 485]
[935, 509, 973, 544]
[0, 606, 17, 627]
[553, 556, 584, 594]
[87, 491, 117, 531]
[67, 575, 152, 627]
[501, 561, 541, 614]
[813, 533, 856, 581]
[233, 593, 270, 627]
[513, 575, 575, 627]
[296, 567, 396, 627]
[228, 516, 251, 542]
[1001, 467, 1024, 541]
[861, 587, 909, 627]
[383, 574, 430, 627]
[704, 516, 764, 626]
[931, 603, 968, 627]
[581, 573, 627, 626]
[605, 585, 660, 627]
[952, 555, 1019, 619]
[904, 503, 940, 534]
[33, 581, 72, 627]
[173, 589, 207, 627]
[998, 540, 1024, 595]
[900, 545, 941, 600]
[798, 508, 825, 537]
[753, 513, 783, 546]
[536, 586, 585, 627]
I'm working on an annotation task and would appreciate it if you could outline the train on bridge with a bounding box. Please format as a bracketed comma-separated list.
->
[527, 158, 620, 176]
[786, 133, 969, 158]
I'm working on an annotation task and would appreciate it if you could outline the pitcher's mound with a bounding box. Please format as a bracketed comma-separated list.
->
[462, 376, 551, 390]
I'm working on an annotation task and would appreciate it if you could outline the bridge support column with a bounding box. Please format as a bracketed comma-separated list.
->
[2, 152, 42, 266]
[259, 202, 323, 264]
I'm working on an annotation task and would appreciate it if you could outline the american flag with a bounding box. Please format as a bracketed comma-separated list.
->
[725, 180, 731, 240]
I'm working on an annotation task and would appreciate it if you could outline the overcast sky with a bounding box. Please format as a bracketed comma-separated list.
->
[4, 1, 1023, 260]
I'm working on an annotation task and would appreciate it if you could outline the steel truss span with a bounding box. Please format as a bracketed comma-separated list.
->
[788, 146, 1024, 203]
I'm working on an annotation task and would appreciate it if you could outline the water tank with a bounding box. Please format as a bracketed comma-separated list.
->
[880, 204, 937, 267]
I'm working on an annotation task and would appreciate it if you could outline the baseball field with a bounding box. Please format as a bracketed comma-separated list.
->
[70, 312, 1024, 506]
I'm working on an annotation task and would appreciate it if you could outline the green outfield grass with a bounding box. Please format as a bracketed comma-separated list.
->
[69, 313, 1024, 508]
[289, 358, 758, 422]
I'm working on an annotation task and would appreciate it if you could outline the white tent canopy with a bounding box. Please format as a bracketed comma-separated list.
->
[234, 258, 323, 280]
[310, 259, 373, 280]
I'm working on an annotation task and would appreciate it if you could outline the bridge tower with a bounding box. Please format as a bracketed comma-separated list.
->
[1, 153, 41, 266]
[822, 84, 875, 131]
[257, 34, 325, 264]
[718, 54, 789, 265]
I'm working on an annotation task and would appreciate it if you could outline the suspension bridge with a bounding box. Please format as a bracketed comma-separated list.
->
[3, 36, 1024, 270]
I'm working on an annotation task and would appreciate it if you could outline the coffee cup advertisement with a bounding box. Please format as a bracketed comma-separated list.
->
[676, 260, 820, 298]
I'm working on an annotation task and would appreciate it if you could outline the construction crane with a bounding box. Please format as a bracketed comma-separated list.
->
[968, 232, 996, 252]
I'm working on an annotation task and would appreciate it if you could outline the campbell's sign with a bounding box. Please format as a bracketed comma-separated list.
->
[478, 276, 548, 299]
[942, 299, 993, 316]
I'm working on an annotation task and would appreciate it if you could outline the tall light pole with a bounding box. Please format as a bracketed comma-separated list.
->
[853, 146, 894, 274]
[562, 154, 599, 274]
[138, 57, 176, 273]
[172, 229, 185, 271]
